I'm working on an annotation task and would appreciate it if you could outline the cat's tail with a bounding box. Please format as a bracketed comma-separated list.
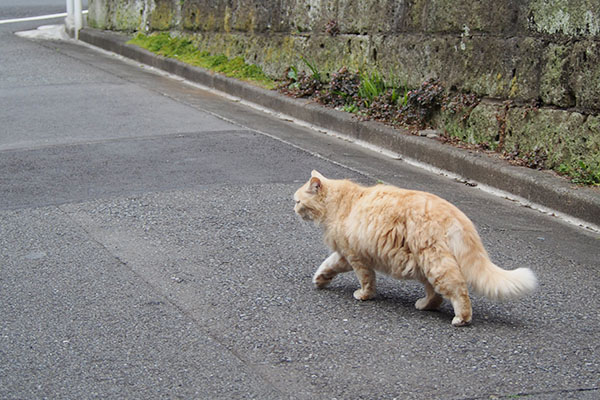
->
[464, 258, 538, 301]
[450, 224, 538, 301]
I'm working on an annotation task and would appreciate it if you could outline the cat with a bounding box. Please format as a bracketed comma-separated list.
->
[294, 170, 538, 326]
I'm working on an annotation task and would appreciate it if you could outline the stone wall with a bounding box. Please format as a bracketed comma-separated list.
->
[87, 0, 600, 178]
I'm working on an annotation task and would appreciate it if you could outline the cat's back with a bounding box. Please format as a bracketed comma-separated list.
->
[351, 183, 467, 226]
[340, 184, 417, 228]
[328, 179, 469, 227]
[356, 184, 437, 210]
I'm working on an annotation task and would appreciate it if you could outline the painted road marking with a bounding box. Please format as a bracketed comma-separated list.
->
[0, 11, 88, 25]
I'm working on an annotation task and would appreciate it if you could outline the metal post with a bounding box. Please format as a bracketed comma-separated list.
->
[74, 0, 83, 39]
[65, 0, 74, 35]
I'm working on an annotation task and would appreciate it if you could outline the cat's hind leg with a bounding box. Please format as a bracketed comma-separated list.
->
[313, 252, 353, 288]
[420, 248, 472, 326]
[415, 280, 444, 311]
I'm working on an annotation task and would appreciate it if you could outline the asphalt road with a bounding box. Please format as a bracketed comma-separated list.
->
[1, 5, 599, 400]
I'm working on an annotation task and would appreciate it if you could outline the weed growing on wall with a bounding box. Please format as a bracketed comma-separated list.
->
[398, 79, 444, 127]
[558, 160, 600, 186]
[282, 66, 434, 128]
[279, 57, 323, 97]
[318, 67, 361, 108]
[128, 33, 275, 88]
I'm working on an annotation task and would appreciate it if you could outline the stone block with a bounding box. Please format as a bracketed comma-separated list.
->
[149, 0, 176, 31]
[528, 0, 600, 37]
[568, 40, 600, 110]
[87, 0, 110, 29]
[540, 43, 575, 108]
[441, 101, 600, 173]
[88, 0, 144, 31]
[410, 0, 527, 35]
[506, 108, 589, 168]
[372, 35, 545, 101]
[336, 0, 395, 34]
[181, 0, 227, 32]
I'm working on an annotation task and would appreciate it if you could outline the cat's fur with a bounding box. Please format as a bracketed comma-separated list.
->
[294, 170, 537, 326]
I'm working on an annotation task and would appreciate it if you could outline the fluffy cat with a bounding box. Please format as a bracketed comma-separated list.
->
[294, 170, 538, 326]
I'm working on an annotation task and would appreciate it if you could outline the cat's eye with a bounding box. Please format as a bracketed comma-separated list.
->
[295, 200, 300, 204]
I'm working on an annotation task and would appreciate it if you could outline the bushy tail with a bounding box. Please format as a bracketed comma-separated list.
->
[465, 258, 537, 301]
[450, 224, 538, 301]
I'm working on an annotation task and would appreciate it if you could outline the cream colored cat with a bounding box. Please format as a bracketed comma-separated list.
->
[294, 170, 537, 326]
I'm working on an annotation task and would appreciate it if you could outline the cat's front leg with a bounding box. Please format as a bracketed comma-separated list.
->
[347, 256, 376, 300]
[313, 252, 353, 288]
[415, 280, 444, 311]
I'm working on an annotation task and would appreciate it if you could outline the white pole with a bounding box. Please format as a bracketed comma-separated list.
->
[74, 0, 83, 39]
[65, 0, 74, 34]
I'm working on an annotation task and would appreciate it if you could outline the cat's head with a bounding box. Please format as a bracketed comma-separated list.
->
[294, 170, 327, 222]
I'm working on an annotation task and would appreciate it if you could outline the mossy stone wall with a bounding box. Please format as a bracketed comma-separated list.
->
[87, 0, 600, 111]
[87, 0, 600, 180]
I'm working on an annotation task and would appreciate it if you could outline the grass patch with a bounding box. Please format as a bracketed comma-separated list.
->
[357, 71, 387, 107]
[128, 33, 275, 89]
[558, 160, 600, 186]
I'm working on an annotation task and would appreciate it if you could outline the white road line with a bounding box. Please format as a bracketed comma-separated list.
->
[0, 10, 88, 25]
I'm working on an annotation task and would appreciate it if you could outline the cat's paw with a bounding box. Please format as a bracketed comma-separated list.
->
[313, 273, 333, 288]
[451, 316, 472, 327]
[353, 288, 375, 301]
[415, 295, 443, 311]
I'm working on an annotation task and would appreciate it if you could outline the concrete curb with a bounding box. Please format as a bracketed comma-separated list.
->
[79, 28, 600, 229]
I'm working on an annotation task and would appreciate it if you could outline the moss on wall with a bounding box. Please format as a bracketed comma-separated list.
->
[439, 100, 600, 183]
[529, 0, 600, 36]
[88, 0, 144, 31]
[149, 0, 174, 31]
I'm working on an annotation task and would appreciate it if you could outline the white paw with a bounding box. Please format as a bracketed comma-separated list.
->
[353, 289, 374, 301]
[415, 297, 429, 310]
[415, 296, 443, 311]
[313, 273, 332, 288]
[452, 316, 471, 327]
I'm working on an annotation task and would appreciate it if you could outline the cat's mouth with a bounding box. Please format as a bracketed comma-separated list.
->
[294, 205, 313, 221]
[298, 213, 312, 221]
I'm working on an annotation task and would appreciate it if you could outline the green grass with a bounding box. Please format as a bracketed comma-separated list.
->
[357, 71, 386, 107]
[300, 55, 321, 82]
[357, 71, 409, 107]
[128, 33, 275, 89]
[557, 159, 600, 186]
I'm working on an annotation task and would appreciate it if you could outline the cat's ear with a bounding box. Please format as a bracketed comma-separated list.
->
[308, 177, 322, 193]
